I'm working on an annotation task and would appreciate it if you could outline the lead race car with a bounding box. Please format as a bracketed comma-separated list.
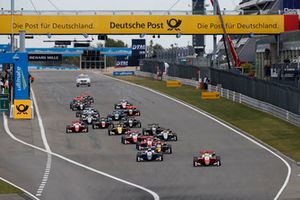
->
[114, 99, 133, 109]
[121, 105, 141, 116]
[136, 148, 163, 162]
[92, 117, 113, 129]
[66, 120, 89, 133]
[122, 117, 141, 128]
[193, 150, 221, 167]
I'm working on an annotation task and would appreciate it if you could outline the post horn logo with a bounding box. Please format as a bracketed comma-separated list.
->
[166, 18, 182, 31]
[16, 104, 29, 115]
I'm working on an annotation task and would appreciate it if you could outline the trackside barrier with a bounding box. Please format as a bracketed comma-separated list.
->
[166, 80, 182, 88]
[135, 70, 300, 127]
[201, 92, 220, 100]
[208, 84, 300, 127]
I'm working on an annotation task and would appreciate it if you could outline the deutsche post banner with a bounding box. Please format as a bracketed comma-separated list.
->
[0, 15, 297, 35]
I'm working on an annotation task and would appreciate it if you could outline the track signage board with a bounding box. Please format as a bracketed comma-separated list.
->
[14, 99, 32, 119]
[28, 54, 62, 61]
[0, 15, 297, 35]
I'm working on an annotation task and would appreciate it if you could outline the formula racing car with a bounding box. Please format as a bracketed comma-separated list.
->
[142, 123, 164, 136]
[107, 110, 127, 121]
[108, 122, 130, 135]
[136, 149, 163, 162]
[193, 150, 221, 167]
[92, 117, 114, 129]
[80, 112, 99, 125]
[66, 120, 88, 133]
[122, 117, 141, 128]
[136, 138, 172, 154]
[156, 129, 178, 141]
[70, 100, 90, 111]
[121, 106, 141, 116]
[121, 131, 153, 144]
[76, 107, 100, 118]
[114, 99, 133, 109]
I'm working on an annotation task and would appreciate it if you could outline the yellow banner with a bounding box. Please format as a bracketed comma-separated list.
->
[0, 15, 284, 35]
[14, 100, 32, 119]
[201, 92, 221, 100]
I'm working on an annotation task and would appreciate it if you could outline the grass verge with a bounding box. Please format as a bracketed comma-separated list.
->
[118, 76, 300, 162]
[0, 180, 21, 194]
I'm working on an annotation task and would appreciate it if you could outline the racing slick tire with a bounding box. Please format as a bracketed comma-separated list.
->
[166, 145, 172, 154]
[173, 135, 178, 141]
[142, 128, 148, 135]
[88, 84, 91, 87]
[159, 154, 163, 161]
[137, 122, 141, 128]
[76, 84, 79, 87]
[216, 156, 221, 166]
[193, 157, 199, 167]
[136, 153, 142, 162]
[66, 127, 71, 133]
[135, 142, 142, 150]
[121, 136, 127, 144]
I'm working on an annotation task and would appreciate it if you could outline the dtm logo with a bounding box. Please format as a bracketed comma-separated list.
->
[16, 104, 29, 115]
[166, 18, 182, 31]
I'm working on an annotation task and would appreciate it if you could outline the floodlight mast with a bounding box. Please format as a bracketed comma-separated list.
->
[11, 0, 14, 52]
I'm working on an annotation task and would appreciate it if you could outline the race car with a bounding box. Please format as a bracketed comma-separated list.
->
[92, 117, 114, 129]
[122, 106, 141, 116]
[80, 93, 94, 104]
[108, 122, 130, 135]
[76, 74, 91, 87]
[114, 99, 133, 109]
[107, 110, 127, 121]
[66, 120, 88, 133]
[122, 117, 141, 128]
[142, 123, 164, 136]
[121, 131, 153, 144]
[70, 100, 90, 111]
[193, 150, 221, 167]
[76, 107, 99, 118]
[136, 149, 163, 162]
[156, 129, 178, 141]
[80, 112, 99, 125]
[136, 138, 172, 154]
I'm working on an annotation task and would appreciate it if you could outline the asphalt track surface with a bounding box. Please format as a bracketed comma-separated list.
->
[0, 71, 289, 200]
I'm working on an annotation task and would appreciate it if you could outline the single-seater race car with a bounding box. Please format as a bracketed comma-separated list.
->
[136, 149, 163, 162]
[92, 117, 114, 129]
[108, 122, 130, 135]
[156, 129, 178, 141]
[107, 110, 127, 121]
[136, 137, 172, 154]
[114, 99, 133, 109]
[193, 150, 221, 167]
[70, 100, 90, 111]
[66, 120, 88, 133]
[122, 117, 141, 128]
[121, 106, 141, 116]
[142, 123, 164, 136]
[81, 112, 99, 125]
[80, 93, 94, 103]
[121, 131, 154, 144]
[76, 107, 100, 118]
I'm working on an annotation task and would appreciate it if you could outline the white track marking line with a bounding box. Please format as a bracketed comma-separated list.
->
[3, 102, 159, 200]
[31, 88, 52, 197]
[104, 74, 291, 200]
[0, 177, 40, 200]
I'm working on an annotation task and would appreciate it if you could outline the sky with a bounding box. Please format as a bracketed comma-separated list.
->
[0, 0, 240, 53]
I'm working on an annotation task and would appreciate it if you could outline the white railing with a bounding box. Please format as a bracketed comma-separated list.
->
[209, 84, 300, 126]
[136, 70, 300, 126]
